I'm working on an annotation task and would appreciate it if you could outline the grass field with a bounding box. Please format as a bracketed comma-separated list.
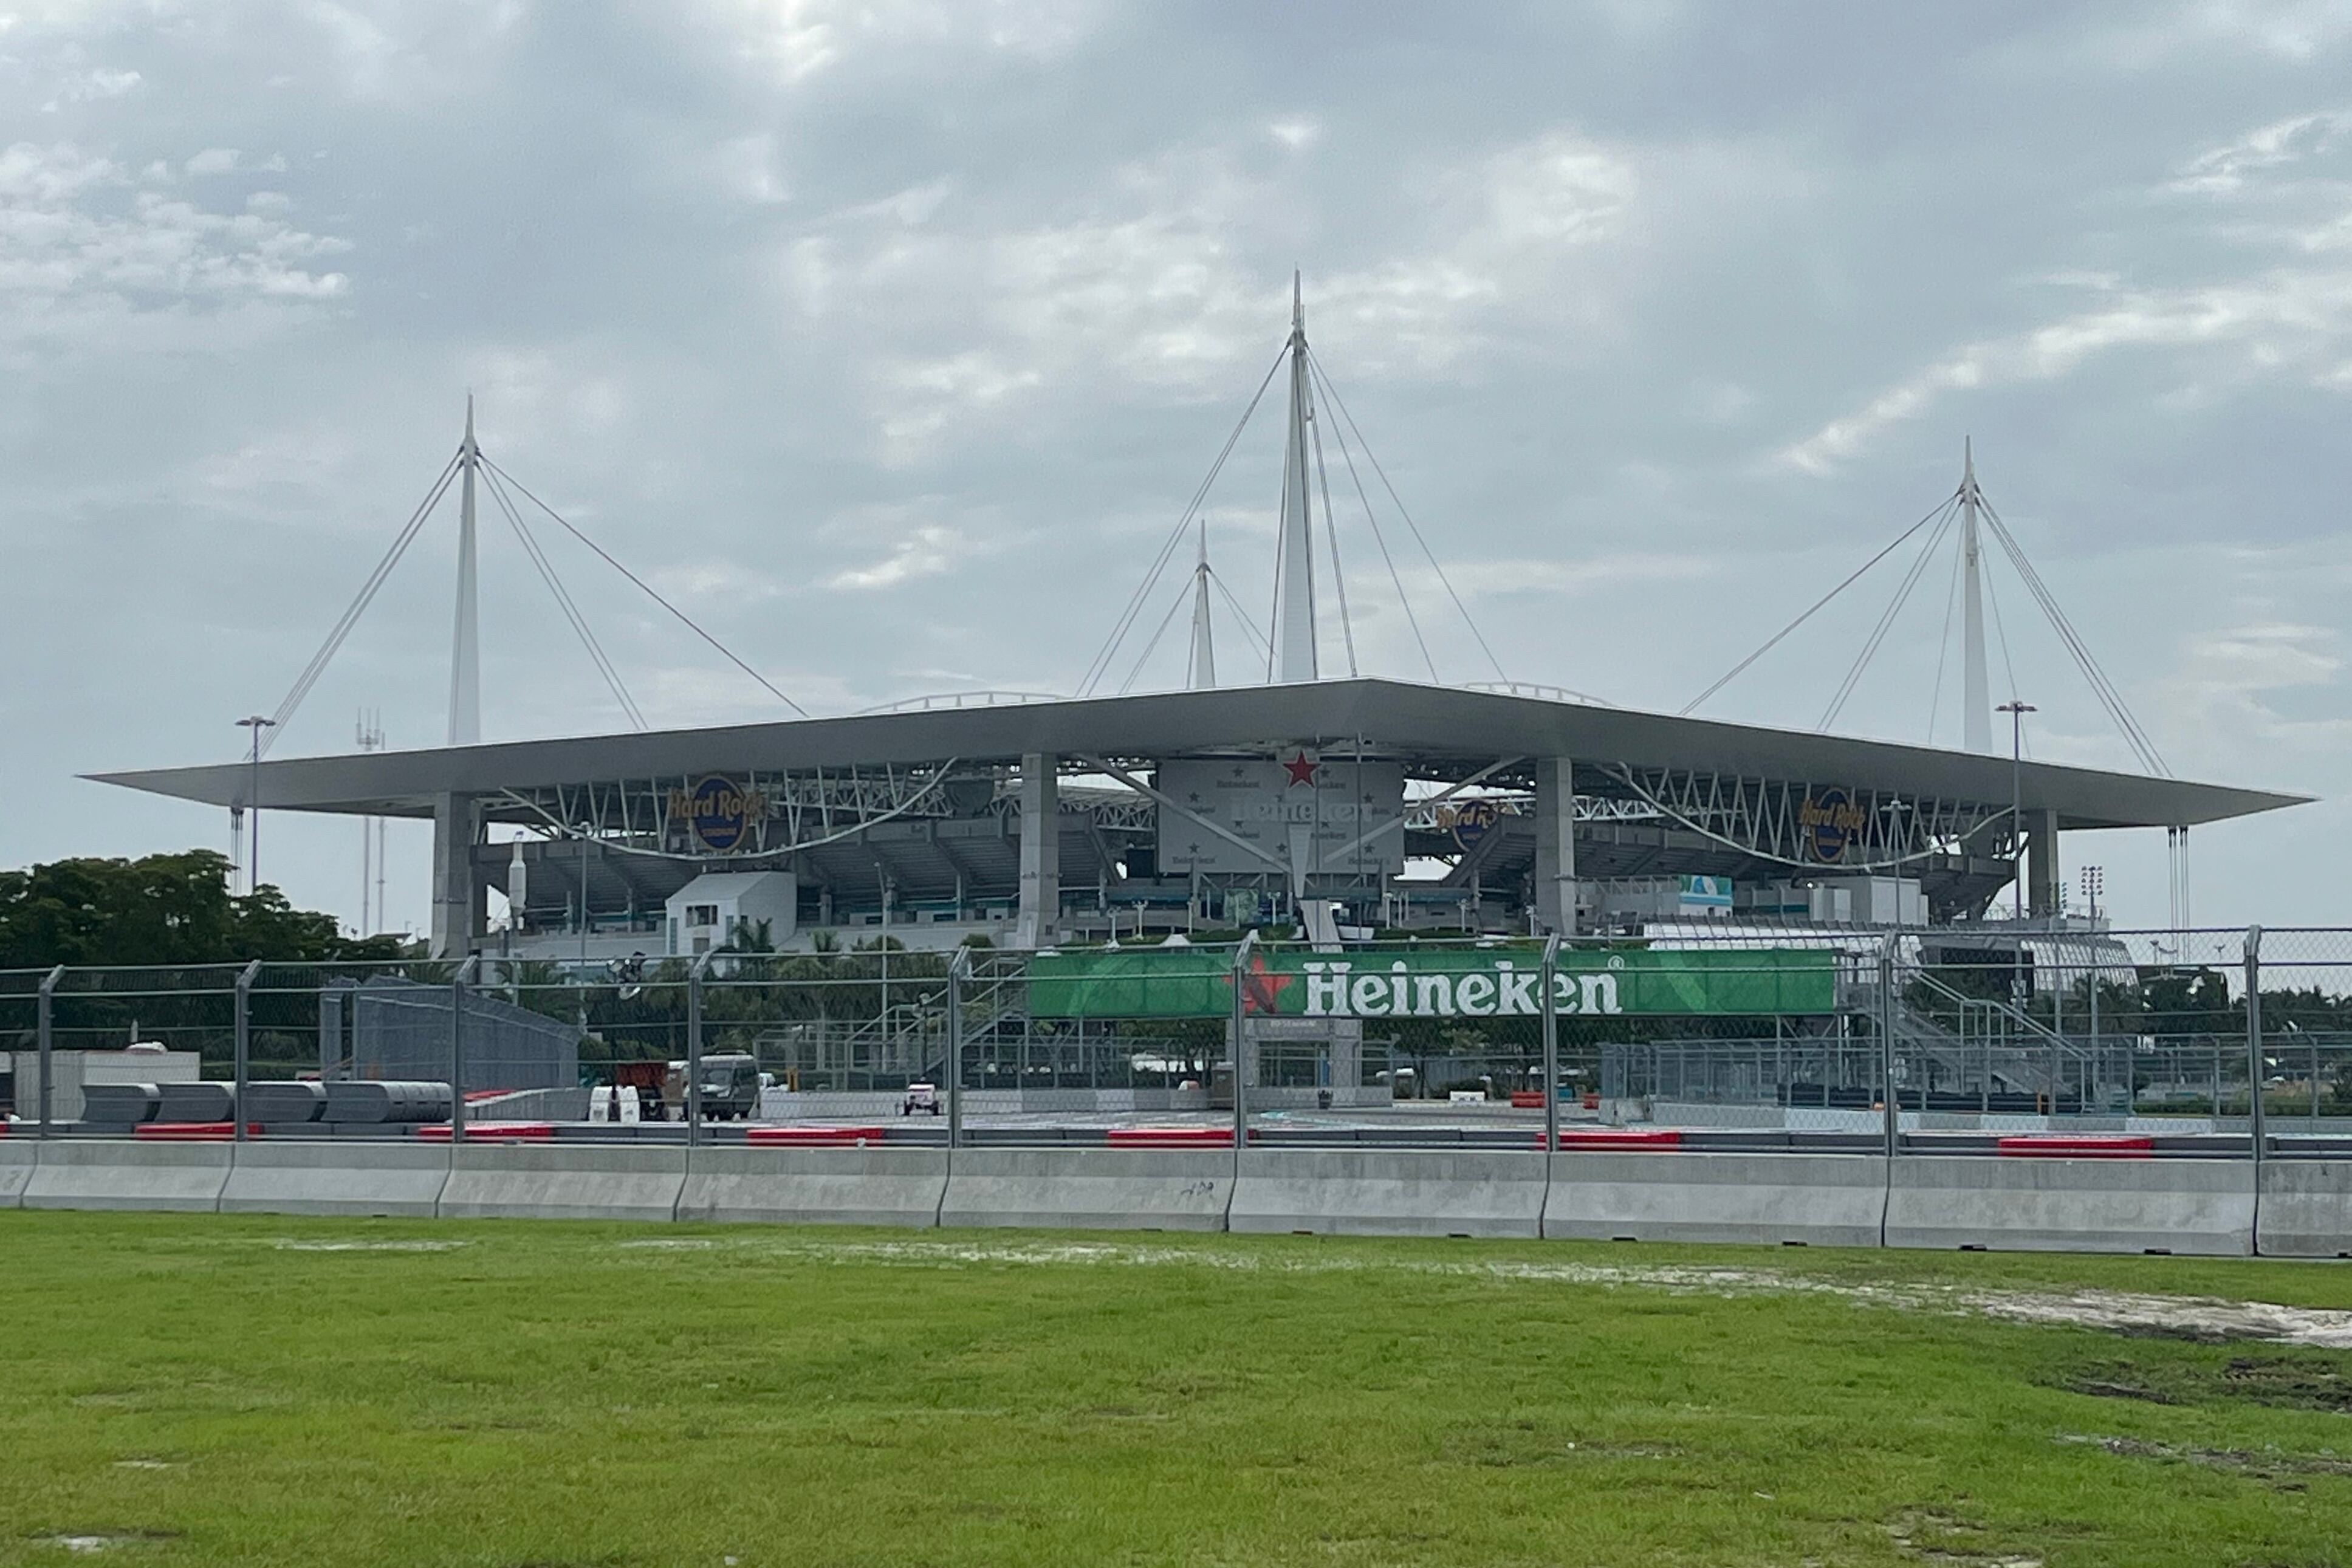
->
[4, 1214, 2351, 1566]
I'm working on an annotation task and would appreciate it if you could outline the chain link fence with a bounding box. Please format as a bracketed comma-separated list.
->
[1, 926, 2341, 1149]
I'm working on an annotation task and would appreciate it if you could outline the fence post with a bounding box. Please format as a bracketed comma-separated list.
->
[1540, 933, 1561, 1156]
[36, 964, 63, 1139]
[1878, 945, 1898, 1159]
[1230, 931, 1257, 1167]
[686, 950, 715, 1147]
[450, 954, 479, 1142]
[2244, 925, 2265, 1170]
[946, 947, 970, 1151]
[233, 959, 261, 1143]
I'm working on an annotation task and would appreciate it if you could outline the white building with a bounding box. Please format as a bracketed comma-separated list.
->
[665, 870, 798, 956]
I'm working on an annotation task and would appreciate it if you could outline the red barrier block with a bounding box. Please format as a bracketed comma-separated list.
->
[1508, 1090, 1546, 1109]
[1107, 1126, 1235, 1148]
[1997, 1135, 2153, 1159]
[744, 1125, 888, 1146]
[416, 1121, 556, 1142]
[133, 1122, 251, 1142]
[1546, 1128, 1684, 1150]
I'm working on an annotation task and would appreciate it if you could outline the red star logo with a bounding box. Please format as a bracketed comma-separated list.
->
[1232, 952, 1295, 1015]
[1281, 751, 1320, 787]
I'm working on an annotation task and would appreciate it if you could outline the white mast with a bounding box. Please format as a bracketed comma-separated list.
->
[1271, 272, 1318, 683]
[1188, 522, 1217, 690]
[447, 395, 482, 747]
[1960, 437, 1992, 754]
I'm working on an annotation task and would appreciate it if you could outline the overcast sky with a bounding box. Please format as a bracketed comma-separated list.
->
[5, 1, 2348, 937]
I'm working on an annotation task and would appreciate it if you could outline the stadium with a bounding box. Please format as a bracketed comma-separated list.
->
[88, 291, 2307, 968]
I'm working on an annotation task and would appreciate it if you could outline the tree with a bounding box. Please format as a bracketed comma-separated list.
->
[0, 850, 415, 969]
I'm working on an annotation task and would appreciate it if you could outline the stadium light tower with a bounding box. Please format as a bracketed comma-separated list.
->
[235, 714, 276, 894]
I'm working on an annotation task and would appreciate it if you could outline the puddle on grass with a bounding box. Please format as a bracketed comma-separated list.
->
[637, 1233, 2352, 1349]
[268, 1239, 467, 1253]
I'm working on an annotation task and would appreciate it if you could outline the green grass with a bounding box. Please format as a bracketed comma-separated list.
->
[4, 1214, 2351, 1566]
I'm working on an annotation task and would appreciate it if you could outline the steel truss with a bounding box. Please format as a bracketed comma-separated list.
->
[1593, 764, 2014, 872]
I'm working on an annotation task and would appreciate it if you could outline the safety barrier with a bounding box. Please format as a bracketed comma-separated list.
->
[939, 1148, 1233, 1231]
[19, 1139, 231, 1212]
[1545, 1152, 1889, 1247]
[0, 1139, 2323, 1255]
[0, 1140, 32, 1209]
[1884, 1154, 2255, 1255]
[217, 1141, 452, 1218]
[2254, 1160, 2352, 1258]
[437, 1143, 685, 1222]
[677, 1146, 945, 1227]
[1228, 1148, 1546, 1238]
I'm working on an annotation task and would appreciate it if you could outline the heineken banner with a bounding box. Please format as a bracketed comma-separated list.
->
[1027, 947, 1837, 1021]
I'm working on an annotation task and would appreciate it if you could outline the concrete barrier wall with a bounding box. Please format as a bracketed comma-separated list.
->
[940, 1149, 1232, 1231]
[1230, 1149, 1546, 1238]
[219, 1142, 451, 1218]
[1545, 1152, 1887, 1248]
[0, 1142, 35, 1209]
[21, 1140, 230, 1213]
[678, 1147, 945, 1227]
[2256, 1160, 2352, 1258]
[1886, 1155, 2254, 1255]
[439, 1143, 685, 1222]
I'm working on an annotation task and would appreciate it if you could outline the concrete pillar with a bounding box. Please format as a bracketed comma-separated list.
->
[1014, 753, 1060, 949]
[429, 792, 481, 958]
[1534, 756, 1579, 935]
[2026, 807, 2062, 920]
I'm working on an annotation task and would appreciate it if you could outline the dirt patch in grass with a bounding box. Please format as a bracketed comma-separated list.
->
[1884, 1507, 2042, 1567]
[2060, 1432, 2352, 1486]
[2061, 1352, 2352, 1414]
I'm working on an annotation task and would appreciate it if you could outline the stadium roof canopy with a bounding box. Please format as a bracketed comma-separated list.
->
[90, 677, 2305, 831]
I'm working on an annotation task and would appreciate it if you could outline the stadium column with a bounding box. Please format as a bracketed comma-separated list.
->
[1015, 753, 1060, 949]
[430, 792, 482, 958]
[1534, 756, 1579, 936]
[2026, 808, 2062, 920]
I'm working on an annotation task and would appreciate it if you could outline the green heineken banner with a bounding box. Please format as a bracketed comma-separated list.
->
[1027, 946, 1837, 1021]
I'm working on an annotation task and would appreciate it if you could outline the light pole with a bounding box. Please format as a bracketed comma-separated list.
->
[235, 716, 276, 895]
[1997, 699, 2038, 1103]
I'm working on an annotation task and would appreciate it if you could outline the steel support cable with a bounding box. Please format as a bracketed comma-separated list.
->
[1307, 355, 1440, 682]
[1306, 390, 1359, 678]
[479, 465, 646, 730]
[261, 449, 464, 755]
[1978, 499, 2169, 775]
[1820, 504, 1958, 730]
[1116, 577, 1197, 694]
[1681, 489, 1961, 717]
[1983, 564, 2028, 758]
[1308, 348, 1507, 680]
[1208, 569, 1274, 660]
[1924, 526, 1966, 745]
[481, 457, 807, 717]
[1077, 344, 1288, 697]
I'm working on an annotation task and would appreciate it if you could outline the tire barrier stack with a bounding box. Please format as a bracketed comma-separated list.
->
[6, 1123, 2352, 1254]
